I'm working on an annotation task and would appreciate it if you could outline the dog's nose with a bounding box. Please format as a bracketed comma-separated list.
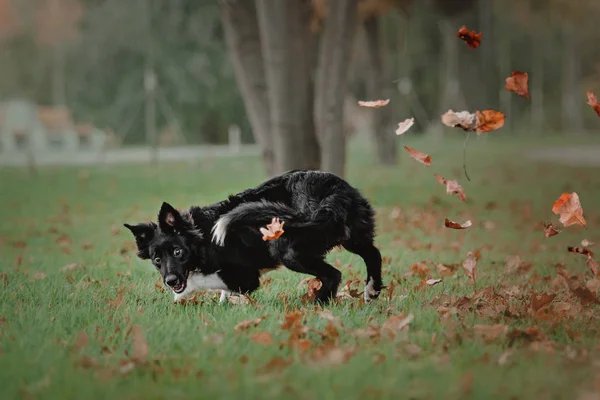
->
[164, 274, 180, 288]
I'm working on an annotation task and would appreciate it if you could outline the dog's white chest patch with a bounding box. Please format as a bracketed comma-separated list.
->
[173, 272, 228, 302]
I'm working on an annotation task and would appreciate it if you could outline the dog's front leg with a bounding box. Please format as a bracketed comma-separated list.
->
[219, 290, 230, 304]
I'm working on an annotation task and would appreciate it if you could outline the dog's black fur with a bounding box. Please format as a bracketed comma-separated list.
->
[124, 170, 383, 303]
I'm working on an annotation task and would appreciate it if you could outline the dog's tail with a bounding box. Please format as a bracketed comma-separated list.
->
[210, 198, 348, 246]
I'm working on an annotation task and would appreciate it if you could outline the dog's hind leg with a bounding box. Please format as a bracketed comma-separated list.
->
[343, 241, 382, 302]
[282, 250, 342, 304]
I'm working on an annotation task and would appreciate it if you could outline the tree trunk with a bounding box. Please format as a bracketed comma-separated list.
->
[256, 0, 320, 173]
[219, 0, 275, 176]
[314, 0, 357, 177]
[561, 22, 583, 134]
[364, 17, 397, 165]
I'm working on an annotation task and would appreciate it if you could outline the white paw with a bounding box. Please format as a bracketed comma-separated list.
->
[219, 290, 230, 304]
[363, 278, 380, 302]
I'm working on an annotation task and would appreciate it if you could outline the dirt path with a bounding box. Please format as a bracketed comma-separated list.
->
[527, 145, 600, 167]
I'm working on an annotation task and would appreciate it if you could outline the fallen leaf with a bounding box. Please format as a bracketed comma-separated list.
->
[462, 252, 477, 286]
[444, 219, 472, 230]
[586, 279, 600, 292]
[381, 313, 414, 339]
[505, 71, 530, 99]
[251, 331, 274, 346]
[358, 99, 390, 108]
[395, 118, 415, 135]
[474, 324, 508, 343]
[456, 26, 482, 49]
[542, 222, 560, 238]
[572, 287, 597, 306]
[435, 174, 467, 202]
[441, 110, 475, 130]
[291, 339, 313, 353]
[587, 91, 600, 117]
[474, 110, 505, 134]
[131, 325, 149, 363]
[403, 146, 431, 166]
[508, 327, 546, 344]
[587, 256, 599, 277]
[530, 291, 556, 312]
[258, 357, 291, 374]
[426, 278, 443, 286]
[234, 316, 267, 332]
[74, 331, 88, 351]
[301, 278, 323, 303]
[552, 192, 586, 227]
[260, 217, 285, 241]
[407, 262, 429, 278]
[281, 312, 303, 331]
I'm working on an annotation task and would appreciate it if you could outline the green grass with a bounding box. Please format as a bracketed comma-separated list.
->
[1, 134, 599, 400]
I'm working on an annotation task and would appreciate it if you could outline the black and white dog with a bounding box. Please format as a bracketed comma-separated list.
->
[124, 170, 382, 304]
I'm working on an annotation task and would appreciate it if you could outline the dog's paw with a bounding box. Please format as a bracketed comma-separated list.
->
[363, 278, 381, 302]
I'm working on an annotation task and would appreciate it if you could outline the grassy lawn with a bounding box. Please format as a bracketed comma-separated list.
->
[1, 134, 599, 400]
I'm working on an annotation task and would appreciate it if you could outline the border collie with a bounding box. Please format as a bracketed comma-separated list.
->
[124, 170, 382, 304]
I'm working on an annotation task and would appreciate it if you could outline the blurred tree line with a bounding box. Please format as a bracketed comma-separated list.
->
[1, 0, 599, 176]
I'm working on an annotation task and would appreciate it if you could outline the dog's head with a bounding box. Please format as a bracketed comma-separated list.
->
[124, 202, 206, 294]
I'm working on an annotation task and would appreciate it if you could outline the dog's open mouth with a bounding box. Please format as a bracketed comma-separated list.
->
[172, 282, 186, 294]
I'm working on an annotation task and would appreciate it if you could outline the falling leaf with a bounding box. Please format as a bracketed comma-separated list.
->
[552, 192, 586, 227]
[505, 71, 530, 99]
[234, 316, 267, 332]
[581, 239, 594, 248]
[131, 325, 149, 363]
[444, 219, 472, 230]
[441, 110, 475, 130]
[542, 222, 560, 238]
[530, 291, 556, 312]
[260, 217, 285, 241]
[462, 251, 477, 286]
[587, 257, 599, 277]
[403, 146, 431, 166]
[456, 26, 482, 49]
[435, 174, 467, 202]
[474, 324, 508, 343]
[251, 331, 274, 346]
[358, 99, 390, 108]
[567, 246, 598, 276]
[474, 110, 505, 134]
[395, 118, 415, 135]
[587, 91, 600, 117]
[426, 278, 443, 286]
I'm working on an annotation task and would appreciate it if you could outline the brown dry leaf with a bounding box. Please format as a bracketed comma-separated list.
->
[260, 217, 285, 241]
[381, 313, 414, 339]
[444, 219, 472, 230]
[317, 310, 342, 327]
[508, 327, 546, 344]
[587, 257, 599, 277]
[587, 91, 600, 117]
[426, 278, 443, 286]
[456, 26, 482, 49]
[407, 262, 429, 278]
[258, 357, 291, 374]
[567, 246, 598, 276]
[234, 315, 267, 332]
[358, 99, 390, 108]
[462, 252, 477, 286]
[310, 346, 353, 367]
[291, 339, 313, 353]
[281, 312, 303, 331]
[32, 271, 47, 280]
[542, 222, 560, 238]
[504, 255, 533, 275]
[437, 263, 460, 277]
[474, 110, 505, 134]
[435, 174, 467, 202]
[251, 331, 274, 346]
[586, 279, 600, 292]
[74, 331, 88, 351]
[131, 325, 149, 363]
[441, 110, 475, 130]
[395, 118, 415, 135]
[572, 287, 597, 306]
[403, 146, 431, 166]
[300, 278, 323, 303]
[505, 71, 530, 99]
[474, 324, 508, 343]
[530, 291, 556, 312]
[552, 192, 586, 227]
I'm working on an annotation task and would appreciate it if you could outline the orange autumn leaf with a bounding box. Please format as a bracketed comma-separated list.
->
[542, 222, 560, 238]
[462, 251, 477, 285]
[444, 219, 472, 230]
[301, 278, 322, 303]
[568, 246, 598, 276]
[505, 71, 530, 99]
[530, 291, 556, 312]
[552, 192, 586, 227]
[260, 217, 285, 241]
[234, 316, 267, 332]
[131, 325, 149, 363]
[395, 118, 415, 135]
[475, 110, 505, 134]
[358, 99, 390, 108]
[587, 91, 600, 117]
[251, 331, 275, 346]
[403, 146, 431, 166]
[435, 174, 467, 202]
[456, 26, 482, 49]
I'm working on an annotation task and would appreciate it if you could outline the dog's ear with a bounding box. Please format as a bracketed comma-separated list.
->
[158, 202, 185, 233]
[123, 222, 156, 259]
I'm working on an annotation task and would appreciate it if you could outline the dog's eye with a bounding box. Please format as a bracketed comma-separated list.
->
[173, 248, 183, 257]
[153, 257, 161, 264]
